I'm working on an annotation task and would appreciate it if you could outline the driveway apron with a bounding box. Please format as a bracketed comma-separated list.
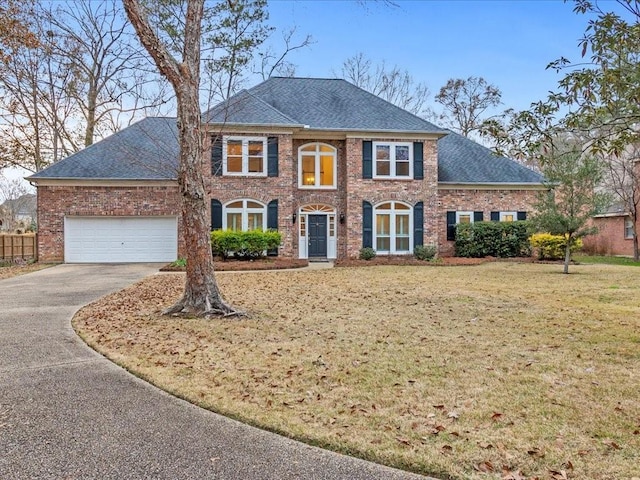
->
[0, 265, 429, 480]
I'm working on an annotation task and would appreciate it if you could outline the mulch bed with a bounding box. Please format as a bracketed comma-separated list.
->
[160, 257, 309, 272]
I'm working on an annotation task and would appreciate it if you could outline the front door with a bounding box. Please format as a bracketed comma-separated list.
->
[308, 214, 327, 258]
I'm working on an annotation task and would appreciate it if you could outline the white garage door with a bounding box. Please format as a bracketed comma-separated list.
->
[64, 216, 178, 263]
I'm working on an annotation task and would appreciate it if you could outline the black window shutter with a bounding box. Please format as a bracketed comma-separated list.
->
[362, 141, 372, 179]
[211, 199, 222, 230]
[490, 211, 500, 222]
[474, 211, 484, 222]
[211, 136, 223, 176]
[446, 211, 456, 241]
[413, 142, 424, 180]
[363, 201, 373, 248]
[267, 137, 278, 177]
[517, 211, 527, 221]
[267, 200, 278, 230]
[414, 201, 424, 247]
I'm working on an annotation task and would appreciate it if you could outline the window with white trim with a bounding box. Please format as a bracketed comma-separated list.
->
[456, 211, 474, 224]
[223, 200, 266, 231]
[374, 201, 412, 254]
[298, 143, 337, 188]
[500, 211, 517, 222]
[625, 218, 634, 239]
[223, 136, 267, 176]
[373, 142, 412, 178]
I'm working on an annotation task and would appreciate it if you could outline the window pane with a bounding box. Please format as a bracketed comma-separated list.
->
[248, 156, 263, 173]
[248, 141, 263, 156]
[300, 216, 306, 236]
[377, 202, 392, 210]
[502, 214, 514, 222]
[227, 213, 242, 231]
[376, 145, 390, 160]
[376, 237, 390, 251]
[320, 144, 333, 153]
[376, 214, 390, 234]
[301, 144, 316, 152]
[227, 156, 242, 172]
[246, 201, 262, 208]
[376, 160, 390, 176]
[459, 214, 471, 224]
[227, 201, 243, 208]
[396, 214, 409, 235]
[395, 203, 410, 210]
[396, 161, 410, 176]
[302, 156, 316, 185]
[227, 140, 242, 156]
[320, 155, 334, 186]
[395, 145, 409, 161]
[248, 213, 263, 230]
[396, 237, 410, 252]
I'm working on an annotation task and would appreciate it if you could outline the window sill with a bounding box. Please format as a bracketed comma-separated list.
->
[298, 186, 338, 190]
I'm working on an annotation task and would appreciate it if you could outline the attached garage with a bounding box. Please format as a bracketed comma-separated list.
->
[64, 216, 178, 263]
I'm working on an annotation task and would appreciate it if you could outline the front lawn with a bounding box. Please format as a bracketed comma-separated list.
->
[575, 254, 640, 267]
[73, 263, 640, 480]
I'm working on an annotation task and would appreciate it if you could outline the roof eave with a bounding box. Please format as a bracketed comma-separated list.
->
[438, 181, 546, 190]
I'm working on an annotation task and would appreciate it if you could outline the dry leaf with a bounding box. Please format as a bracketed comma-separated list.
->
[474, 461, 494, 473]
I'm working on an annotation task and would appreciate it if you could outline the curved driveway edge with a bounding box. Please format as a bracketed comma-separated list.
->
[1, 264, 432, 479]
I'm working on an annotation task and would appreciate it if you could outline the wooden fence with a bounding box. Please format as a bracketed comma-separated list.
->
[0, 234, 37, 261]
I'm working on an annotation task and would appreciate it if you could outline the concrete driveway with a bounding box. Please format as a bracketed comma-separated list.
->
[0, 264, 429, 479]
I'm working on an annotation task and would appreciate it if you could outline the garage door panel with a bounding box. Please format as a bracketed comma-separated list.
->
[64, 217, 178, 263]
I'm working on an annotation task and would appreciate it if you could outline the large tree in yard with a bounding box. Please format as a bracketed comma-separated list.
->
[123, 0, 240, 317]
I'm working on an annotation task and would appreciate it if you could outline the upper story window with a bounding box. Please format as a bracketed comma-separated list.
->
[223, 199, 266, 231]
[224, 136, 267, 176]
[373, 142, 413, 179]
[299, 143, 337, 189]
[625, 218, 634, 239]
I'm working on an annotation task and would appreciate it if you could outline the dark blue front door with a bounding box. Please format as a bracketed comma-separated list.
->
[308, 215, 327, 258]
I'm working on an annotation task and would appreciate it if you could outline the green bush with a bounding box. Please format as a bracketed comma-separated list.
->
[359, 247, 376, 260]
[414, 244, 437, 261]
[530, 233, 583, 260]
[211, 229, 281, 259]
[455, 221, 531, 258]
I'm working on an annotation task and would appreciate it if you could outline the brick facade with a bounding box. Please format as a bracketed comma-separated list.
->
[583, 215, 637, 256]
[37, 134, 542, 262]
[37, 184, 180, 262]
[437, 188, 541, 256]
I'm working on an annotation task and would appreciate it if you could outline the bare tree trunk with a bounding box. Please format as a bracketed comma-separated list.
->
[563, 235, 572, 274]
[124, 0, 241, 318]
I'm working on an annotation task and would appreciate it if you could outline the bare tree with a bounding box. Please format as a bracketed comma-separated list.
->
[337, 53, 432, 117]
[255, 27, 313, 80]
[602, 146, 640, 260]
[435, 76, 502, 138]
[124, 0, 240, 317]
[45, 0, 167, 147]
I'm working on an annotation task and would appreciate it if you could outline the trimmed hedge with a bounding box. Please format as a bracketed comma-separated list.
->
[530, 233, 583, 260]
[414, 244, 437, 261]
[455, 221, 531, 258]
[211, 229, 281, 260]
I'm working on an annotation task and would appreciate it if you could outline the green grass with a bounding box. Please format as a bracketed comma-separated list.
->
[574, 254, 640, 266]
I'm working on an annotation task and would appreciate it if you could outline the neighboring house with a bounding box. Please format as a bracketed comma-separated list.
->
[583, 203, 638, 256]
[0, 193, 36, 232]
[29, 77, 544, 263]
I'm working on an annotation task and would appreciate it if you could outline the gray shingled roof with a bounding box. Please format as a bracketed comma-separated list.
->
[29, 117, 179, 180]
[30, 79, 542, 185]
[203, 77, 447, 133]
[438, 131, 544, 184]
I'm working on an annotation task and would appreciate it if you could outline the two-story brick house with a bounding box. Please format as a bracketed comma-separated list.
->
[29, 77, 544, 263]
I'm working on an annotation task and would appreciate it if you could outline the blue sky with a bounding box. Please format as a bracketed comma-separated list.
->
[267, 0, 590, 112]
